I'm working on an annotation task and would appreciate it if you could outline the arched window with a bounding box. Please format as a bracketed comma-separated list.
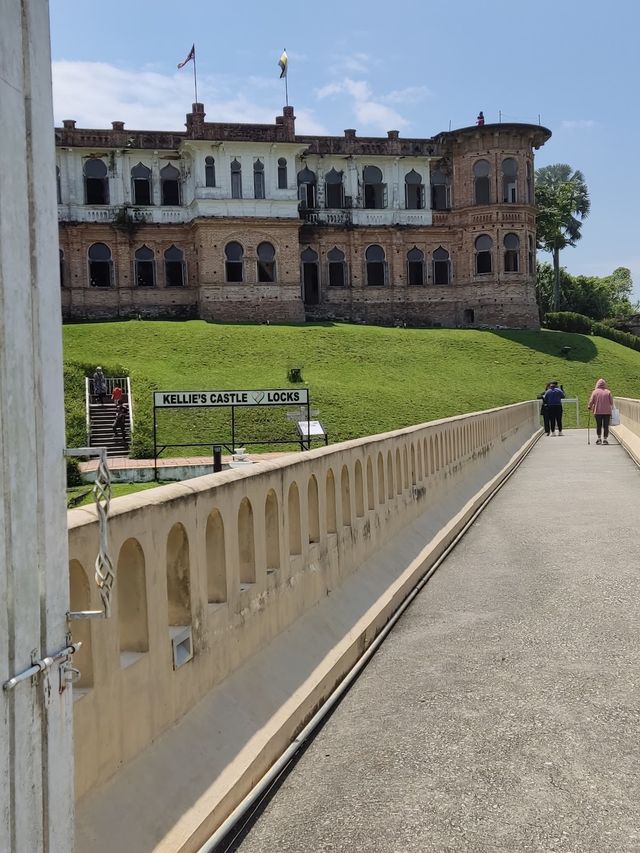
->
[131, 162, 152, 206]
[277, 157, 288, 190]
[324, 168, 344, 209]
[164, 245, 185, 287]
[225, 241, 244, 282]
[88, 242, 112, 288]
[301, 247, 319, 304]
[297, 166, 316, 208]
[160, 164, 181, 206]
[365, 244, 386, 286]
[407, 247, 425, 286]
[363, 165, 385, 209]
[473, 159, 490, 205]
[56, 165, 62, 204]
[528, 234, 535, 275]
[433, 247, 451, 285]
[231, 158, 242, 199]
[475, 234, 492, 274]
[502, 158, 518, 203]
[405, 169, 424, 210]
[84, 158, 109, 205]
[431, 169, 451, 210]
[135, 245, 155, 287]
[253, 159, 265, 199]
[504, 233, 520, 272]
[327, 246, 346, 288]
[205, 156, 215, 188]
[526, 162, 533, 204]
[257, 242, 276, 283]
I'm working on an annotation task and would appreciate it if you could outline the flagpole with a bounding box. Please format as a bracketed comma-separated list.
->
[193, 45, 198, 103]
[285, 71, 288, 107]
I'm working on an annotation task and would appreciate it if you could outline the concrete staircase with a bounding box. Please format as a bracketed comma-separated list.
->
[89, 400, 130, 457]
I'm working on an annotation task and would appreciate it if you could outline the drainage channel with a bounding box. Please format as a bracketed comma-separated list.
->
[199, 432, 543, 853]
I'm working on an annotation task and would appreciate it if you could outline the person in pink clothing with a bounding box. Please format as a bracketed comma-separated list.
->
[588, 378, 614, 445]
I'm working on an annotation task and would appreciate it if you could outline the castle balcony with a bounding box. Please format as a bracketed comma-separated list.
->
[302, 208, 352, 226]
[58, 204, 190, 225]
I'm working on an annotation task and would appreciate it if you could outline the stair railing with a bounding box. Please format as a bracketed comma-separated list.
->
[125, 375, 134, 446]
[84, 375, 91, 444]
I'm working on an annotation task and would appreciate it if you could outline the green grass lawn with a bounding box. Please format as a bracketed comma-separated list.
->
[63, 321, 640, 458]
[66, 481, 166, 508]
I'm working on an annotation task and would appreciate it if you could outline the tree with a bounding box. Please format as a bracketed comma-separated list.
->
[535, 164, 590, 311]
[536, 262, 636, 320]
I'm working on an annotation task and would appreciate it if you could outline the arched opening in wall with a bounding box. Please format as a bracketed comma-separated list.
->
[117, 539, 149, 667]
[365, 244, 386, 287]
[277, 157, 288, 190]
[326, 469, 337, 534]
[429, 436, 435, 474]
[526, 161, 533, 203]
[238, 498, 256, 584]
[205, 156, 216, 187]
[166, 523, 191, 627]
[435, 435, 441, 471]
[417, 441, 424, 480]
[231, 159, 242, 199]
[69, 560, 93, 688]
[473, 159, 491, 205]
[265, 491, 280, 572]
[324, 167, 344, 209]
[131, 162, 152, 205]
[405, 169, 424, 209]
[257, 242, 276, 283]
[206, 509, 227, 603]
[502, 158, 518, 203]
[341, 466, 351, 526]
[528, 235, 535, 275]
[366, 457, 375, 510]
[327, 246, 347, 288]
[225, 241, 244, 283]
[403, 447, 409, 489]
[407, 247, 425, 286]
[433, 247, 451, 285]
[431, 169, 451, 210]
[387, 450, 394, 499]
[253, 159, 265, 199]
[88, 243, 113, 288]
[377, 453, 385, 504]
[297, 166, 317, 209]
[135, 245, 155, 288]
[363, 165, 386, 209]
[395, 449, 402, 494]
[288, 482, 302, 556]
[308, 476, 320, 543]
[84, 158, 109, 205]
[354, 460, 364, 517]
[160, 164, 181, 206]
[504, 233, 520, 272]
[463, 308, 475, 325]
[475, 235, 492, 275]
[164, 246, 186, 287]
[410, 445, 416, 485]
[301, 246, 320, 305]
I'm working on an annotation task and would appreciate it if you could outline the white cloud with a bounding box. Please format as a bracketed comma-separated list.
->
[380, 86, 430, 105]
[51, 60, 327, 134]
[314, 76, 408, 131]
[561, 119, 596, 129]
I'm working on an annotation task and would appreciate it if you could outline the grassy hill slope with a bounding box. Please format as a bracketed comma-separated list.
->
[63, 321, 640, 456]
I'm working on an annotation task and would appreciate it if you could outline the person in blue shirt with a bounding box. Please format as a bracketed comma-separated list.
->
[542, 380, 565, 436]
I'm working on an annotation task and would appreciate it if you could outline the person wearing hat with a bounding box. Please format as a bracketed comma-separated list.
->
[542, 380, 565, 436]
[93, 366, 107, 405]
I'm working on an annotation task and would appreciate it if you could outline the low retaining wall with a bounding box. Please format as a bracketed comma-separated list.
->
[611, 397, 640, 462]
[70, 402, 540, 851]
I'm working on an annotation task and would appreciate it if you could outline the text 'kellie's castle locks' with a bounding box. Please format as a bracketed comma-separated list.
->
[56, 103, 551, 328]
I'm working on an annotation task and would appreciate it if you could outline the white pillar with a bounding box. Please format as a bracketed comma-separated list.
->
[0, 2, 73, 851]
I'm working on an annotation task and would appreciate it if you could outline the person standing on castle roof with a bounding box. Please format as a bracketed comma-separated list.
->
[476, 111, 485, 126]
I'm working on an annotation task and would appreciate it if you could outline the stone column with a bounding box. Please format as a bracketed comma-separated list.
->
[0, 2, 73, 852]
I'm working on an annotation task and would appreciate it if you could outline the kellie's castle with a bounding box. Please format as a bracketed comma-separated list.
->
[56, 103, 551, 328]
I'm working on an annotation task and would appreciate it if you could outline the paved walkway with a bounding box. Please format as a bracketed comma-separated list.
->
[233, 431, 640, 852]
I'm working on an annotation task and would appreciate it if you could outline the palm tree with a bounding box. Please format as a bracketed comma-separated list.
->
[535, 164, 590, 312]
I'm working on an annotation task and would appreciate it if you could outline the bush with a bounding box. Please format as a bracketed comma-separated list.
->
[592, 321, 640, 353]
[544, 312, 594, 334]
[66, 457, 83, 487]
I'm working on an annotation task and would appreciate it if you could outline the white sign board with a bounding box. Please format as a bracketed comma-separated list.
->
[154, 388, 309, 408]
[297, 420, 326, 437]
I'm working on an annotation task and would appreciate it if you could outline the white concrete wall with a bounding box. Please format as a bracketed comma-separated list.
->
[0, 2, 73, 852]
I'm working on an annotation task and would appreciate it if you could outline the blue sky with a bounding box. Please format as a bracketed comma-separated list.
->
[49, 0, 640, 296]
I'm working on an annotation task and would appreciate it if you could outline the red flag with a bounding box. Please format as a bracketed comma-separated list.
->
[177, 45, 195, 70]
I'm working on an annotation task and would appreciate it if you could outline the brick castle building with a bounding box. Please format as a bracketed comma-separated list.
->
[56, 104, 551, 327]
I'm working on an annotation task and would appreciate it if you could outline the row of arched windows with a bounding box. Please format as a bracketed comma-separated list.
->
[75, 243, 187, 288]
[473, 158, 532, 206]
[474, 233, 535, 275]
